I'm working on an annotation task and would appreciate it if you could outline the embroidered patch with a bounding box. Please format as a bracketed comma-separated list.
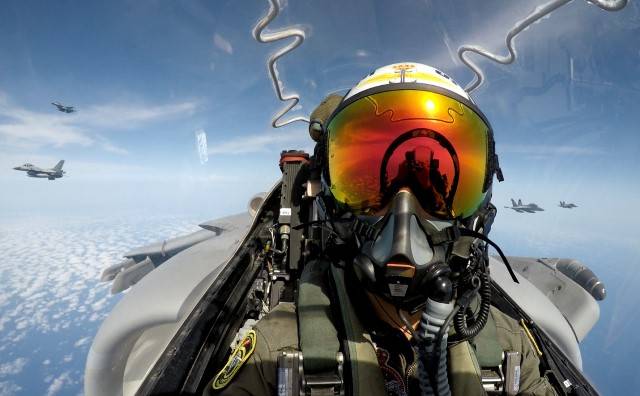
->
[212, 330, 257, 390]
[376, 348, 407, 396]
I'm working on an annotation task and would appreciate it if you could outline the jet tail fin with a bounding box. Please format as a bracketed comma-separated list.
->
[53, 160, 64, 171]
[511, 199, 517, 207]
[518, 199, 523, 206]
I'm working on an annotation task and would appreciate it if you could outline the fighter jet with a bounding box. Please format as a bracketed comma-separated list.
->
[51, 102, 75, 113]
[504, 198, 544, 213]
[559, 201, 578, 209]
[13, 160, 65, 180]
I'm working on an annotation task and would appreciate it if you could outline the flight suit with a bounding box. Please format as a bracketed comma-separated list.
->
[205, 302, 557, 396]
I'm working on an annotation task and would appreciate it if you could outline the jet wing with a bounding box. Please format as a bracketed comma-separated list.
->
[86, 184, 277, 396]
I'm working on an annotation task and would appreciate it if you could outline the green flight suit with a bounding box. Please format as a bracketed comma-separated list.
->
[205, 302, 557, 396]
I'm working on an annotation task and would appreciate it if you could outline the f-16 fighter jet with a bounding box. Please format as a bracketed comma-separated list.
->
[559, 201, 578, 208]
[13, 160, 66, 180]
[51, 102, 75, 113]
[504, 198, 544, 213]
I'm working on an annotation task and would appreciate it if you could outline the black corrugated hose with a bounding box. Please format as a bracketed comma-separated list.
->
[453, 269, 490, 339]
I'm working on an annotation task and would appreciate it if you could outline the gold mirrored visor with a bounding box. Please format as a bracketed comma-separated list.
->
[327, 88, 490, 219]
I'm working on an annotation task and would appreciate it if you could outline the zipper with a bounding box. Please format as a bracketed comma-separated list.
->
[405, 347, 418, 388]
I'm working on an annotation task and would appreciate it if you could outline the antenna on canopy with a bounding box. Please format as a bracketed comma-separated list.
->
[458, 0, 628, 94]
[253, 0, 310, 128]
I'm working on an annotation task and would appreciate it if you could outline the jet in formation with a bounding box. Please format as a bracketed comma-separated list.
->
[504, 198, 544, 213]
[13, 160, 65, 180]
[51, 102, 75, 113]
[559, 201, 578, 209]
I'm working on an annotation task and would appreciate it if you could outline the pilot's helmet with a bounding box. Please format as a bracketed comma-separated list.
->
[318, 62, 501, 220]
[309, 63, 505, 310]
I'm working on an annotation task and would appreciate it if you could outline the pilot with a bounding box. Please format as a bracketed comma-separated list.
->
[205, 63, 557, 396]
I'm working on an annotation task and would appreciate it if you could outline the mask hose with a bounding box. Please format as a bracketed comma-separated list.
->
[454, 270, 490, 339]
[417, 278, 454, 396]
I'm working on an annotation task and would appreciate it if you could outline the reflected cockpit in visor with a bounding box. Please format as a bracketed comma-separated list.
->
[326, 86, 491, 219]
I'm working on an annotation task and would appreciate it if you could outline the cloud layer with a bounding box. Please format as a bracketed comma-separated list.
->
[0, 214, 202, 395]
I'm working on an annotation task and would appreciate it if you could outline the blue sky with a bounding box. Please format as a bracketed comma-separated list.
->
[0, 0, 638, 218]
[0, 0, 639, 393]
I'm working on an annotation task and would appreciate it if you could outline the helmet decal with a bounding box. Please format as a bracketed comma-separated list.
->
[346, 63, 471, 102]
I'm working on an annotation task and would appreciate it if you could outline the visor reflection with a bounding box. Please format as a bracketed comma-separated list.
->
[327, 89, 489, 218]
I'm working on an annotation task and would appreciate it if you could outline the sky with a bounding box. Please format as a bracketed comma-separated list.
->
[0, 0, 639, 394]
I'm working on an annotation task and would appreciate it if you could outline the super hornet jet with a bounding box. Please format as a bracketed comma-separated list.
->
[559, 201, 578, 209]
[13, 160, 65, 180]
[51, 102, 75, 113]
[504, 198, 544, 213]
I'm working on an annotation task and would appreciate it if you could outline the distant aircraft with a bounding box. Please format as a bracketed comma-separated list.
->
[559, 201, 578, 209]
[504, 198, 544, 213]
[51, 102, 75, 113]
[13, 160, 66, 180]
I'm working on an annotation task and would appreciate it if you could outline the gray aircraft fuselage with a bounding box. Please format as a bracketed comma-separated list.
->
[505, 198, 544, 213]
[51, 102, 75, 113]
[559, 201, 578, 208]
[13, 161, 65, 180]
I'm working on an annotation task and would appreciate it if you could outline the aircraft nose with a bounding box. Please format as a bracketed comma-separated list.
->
[13, 166, 20, 170]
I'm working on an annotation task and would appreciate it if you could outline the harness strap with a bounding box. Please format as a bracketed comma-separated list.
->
[298, 259, 340, 374]
[330, 264, 387, 396]
[473, 309, 503, 368]
[448, 341, 487, 396]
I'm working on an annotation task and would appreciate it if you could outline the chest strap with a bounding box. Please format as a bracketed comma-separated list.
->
[330, 264, 387, 396]
[473, 309, 503, 368]
[298, 259, 343, 395]
[472, 309, 521, 395]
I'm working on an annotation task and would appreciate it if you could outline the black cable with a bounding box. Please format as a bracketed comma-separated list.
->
[397, 307, 421, 340]
[459, 228, 519, 283]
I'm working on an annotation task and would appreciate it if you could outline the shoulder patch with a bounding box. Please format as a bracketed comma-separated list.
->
[212, 330, 257, 390]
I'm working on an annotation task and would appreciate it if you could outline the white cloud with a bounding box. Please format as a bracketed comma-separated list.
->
[213, 33, 233, 54]
[499, 143, 605, 156]
[208, 130, 312, 155]
[100, 140, 129, 155]
[45, 372, 71, 396]
[0, 381, 22, 396]
[0, 93, 198, 152]
[73, 337, 91, 348]
[0, 357, 27, 376]
[74, 101, 198, 129]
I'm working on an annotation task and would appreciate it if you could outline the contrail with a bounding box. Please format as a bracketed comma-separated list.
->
[253, 0, 309, 128]
[458, 0, 627, 94]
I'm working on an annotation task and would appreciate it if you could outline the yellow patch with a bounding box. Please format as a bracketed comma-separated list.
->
[212, 330, 257, 390]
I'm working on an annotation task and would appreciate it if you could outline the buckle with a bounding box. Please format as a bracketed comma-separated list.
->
[481, 366, 504, 394]
[481, 351, 521, 395]
[302, 352, 344, 396]
[277, 352, 344, 396]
